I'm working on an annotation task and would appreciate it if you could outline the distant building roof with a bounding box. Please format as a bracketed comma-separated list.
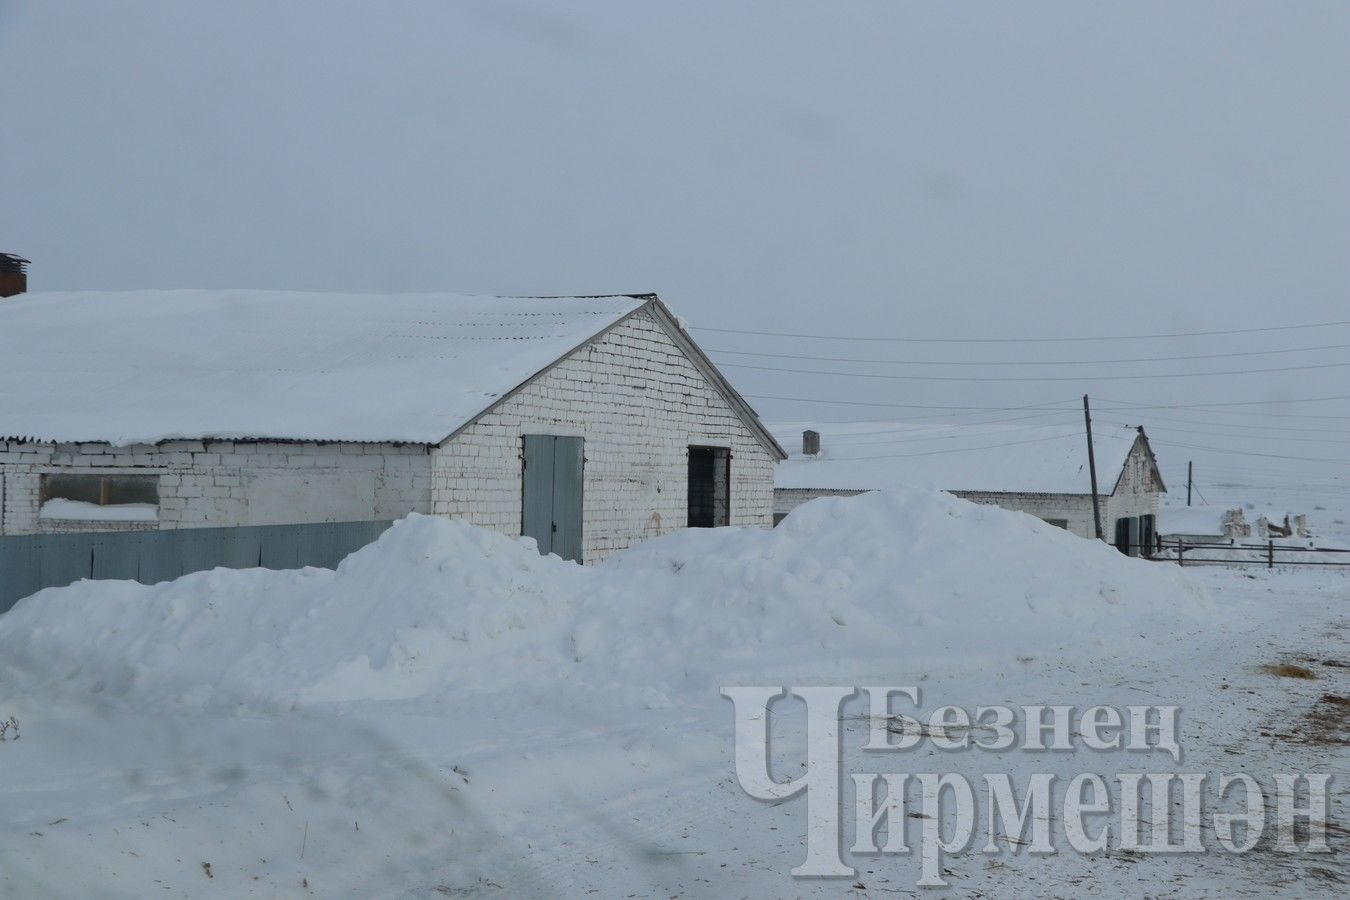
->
[770, 421, 1159, 496]
[0, 290, 661, 445]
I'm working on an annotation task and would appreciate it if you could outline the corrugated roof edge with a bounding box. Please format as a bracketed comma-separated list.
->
[0, 434, 433, 448]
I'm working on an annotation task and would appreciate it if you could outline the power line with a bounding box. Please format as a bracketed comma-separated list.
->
[749, 391, 1350, 421]
[720, 359, 1350, 383]
[1101, 419, 1350, 446]
[1103, 411, 1350, 437]
[800, 422, 1097, 449]
[694, 319, 1350, 344]
[1165, 461, 1350, 480]
[1093, 394, 1350, 420]
[774, 409, 1078, 437]
[1051, 393, 1350, 413]
[745, 393, 1081, 414]
[796, 430, 1088, 462]
[705, 341, 1350, 368]
[1149, 438, 1350, 466]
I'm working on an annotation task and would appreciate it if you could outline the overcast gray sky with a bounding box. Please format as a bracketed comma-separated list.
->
[3, 1, 1348, 492]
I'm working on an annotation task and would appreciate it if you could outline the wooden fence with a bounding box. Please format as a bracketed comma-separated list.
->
[1143, 537, 1350, 569]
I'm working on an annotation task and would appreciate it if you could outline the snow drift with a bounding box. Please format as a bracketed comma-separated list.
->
[0, 489, 1207, 713]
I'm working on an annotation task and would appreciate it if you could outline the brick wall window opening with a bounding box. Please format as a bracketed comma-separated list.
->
[39, 474, 160, 521]
[1042, 518, 1069, 529]
[688, 446, 730, 528]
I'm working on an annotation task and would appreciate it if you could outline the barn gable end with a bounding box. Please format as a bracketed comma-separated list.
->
[431, 306, 777, 561]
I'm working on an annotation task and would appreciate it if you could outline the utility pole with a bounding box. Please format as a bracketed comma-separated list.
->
[1083, 394, 1104, 541]
[1187, 461, 1193, 507]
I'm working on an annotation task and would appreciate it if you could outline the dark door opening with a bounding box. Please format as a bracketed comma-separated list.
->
[688, 446, 730, 528]
[1139, 514, 1155, 558]
[1114, 517, 1138, 556]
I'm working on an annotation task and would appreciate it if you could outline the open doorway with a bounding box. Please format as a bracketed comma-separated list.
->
[687, 446, 730, 527]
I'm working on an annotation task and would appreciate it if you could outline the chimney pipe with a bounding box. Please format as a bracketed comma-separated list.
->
[802, 429, 820, 456]
[0, 253, 29, 298]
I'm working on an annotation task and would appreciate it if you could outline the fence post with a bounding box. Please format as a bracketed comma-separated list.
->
[1177, 537, 1184, 567]
[1268, 539, 1274, 570]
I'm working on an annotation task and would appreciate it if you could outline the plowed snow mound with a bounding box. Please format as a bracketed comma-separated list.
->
[0, 489, 1206, 712]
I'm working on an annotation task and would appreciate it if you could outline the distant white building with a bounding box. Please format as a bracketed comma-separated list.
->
[771, 422, 1165, 554]
[0, 290, 784, 563]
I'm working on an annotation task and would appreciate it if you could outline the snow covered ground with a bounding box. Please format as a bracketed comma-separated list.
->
[1161, 479, 1350, 550]
[0, 489, 1345, 897]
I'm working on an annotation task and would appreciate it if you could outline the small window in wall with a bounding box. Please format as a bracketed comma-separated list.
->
[39, 474, 159, 522]
[688, 446, 730, 528]
[1042, 518, 1069, 530]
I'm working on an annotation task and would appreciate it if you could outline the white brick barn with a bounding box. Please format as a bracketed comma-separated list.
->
[771, 422, 1165, 555]
[0, 290, 784, 563]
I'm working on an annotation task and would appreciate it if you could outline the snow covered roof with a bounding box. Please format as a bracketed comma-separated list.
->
[0, 290, 657, 445]
[771, 422, 1156, 496]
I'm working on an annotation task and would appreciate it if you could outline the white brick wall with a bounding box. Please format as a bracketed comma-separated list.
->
[0, 440, 432, 535]
[952, 491, 1099, 538]
[0, 307, 777, 561]
[1103, 438, 1163, 537]
[431, 308, 776, 561]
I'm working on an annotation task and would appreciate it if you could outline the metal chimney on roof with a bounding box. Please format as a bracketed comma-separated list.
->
[0, 253, 29, 298]
[802, 429, 820, 456]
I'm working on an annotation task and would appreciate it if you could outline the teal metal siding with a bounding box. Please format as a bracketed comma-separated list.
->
[0, 520, 393, 614]
[551, 437, 584, 563]
[521, 435, 556, 556]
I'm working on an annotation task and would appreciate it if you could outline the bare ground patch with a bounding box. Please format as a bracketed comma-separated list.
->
[1260, 663, 1320, 680]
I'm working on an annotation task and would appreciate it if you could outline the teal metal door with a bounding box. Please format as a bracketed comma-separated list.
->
[522, 435, 556, 556]
[521, 435, 584, 563]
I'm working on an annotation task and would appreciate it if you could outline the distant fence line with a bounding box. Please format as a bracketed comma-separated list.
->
[0, 520, 393, 614]
[1145, 537, 1350, 569]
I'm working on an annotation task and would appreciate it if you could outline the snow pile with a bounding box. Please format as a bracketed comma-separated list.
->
[0, 489, 1207, 713]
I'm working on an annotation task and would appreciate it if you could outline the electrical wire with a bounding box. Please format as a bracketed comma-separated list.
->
[1149, 438, 1349, 466]
[705, 341, 1350, 368]
[719, 359, 1350, 383]
[694, 318, 1350, 344]
[1092, 394, 1350, 420]
[1100, 419, 1350, 446]
[744, 393, 1080, 414]
[796, 430, 1088, 461]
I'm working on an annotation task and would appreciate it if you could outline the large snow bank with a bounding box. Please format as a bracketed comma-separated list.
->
[0, 489, 1206, 713]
